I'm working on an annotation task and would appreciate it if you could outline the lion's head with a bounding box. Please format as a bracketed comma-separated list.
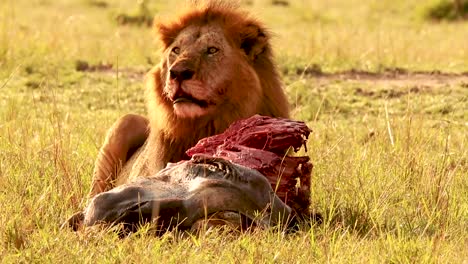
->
[147, 2, 289, 137]
[162, 18, 263, 119]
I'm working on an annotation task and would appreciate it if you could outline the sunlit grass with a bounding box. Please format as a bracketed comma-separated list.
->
[1, 0, 467, 263]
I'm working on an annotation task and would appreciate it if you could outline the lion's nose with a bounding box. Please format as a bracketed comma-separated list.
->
[169, 66, 195, 81]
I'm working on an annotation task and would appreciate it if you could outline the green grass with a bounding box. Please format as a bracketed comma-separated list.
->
[1, 0, 467, 263]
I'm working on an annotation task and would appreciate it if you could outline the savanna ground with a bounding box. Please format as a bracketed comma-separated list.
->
[1, 0, 467, 263]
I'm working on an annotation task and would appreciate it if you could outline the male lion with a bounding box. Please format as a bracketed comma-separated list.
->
[88, 2, 290, 197]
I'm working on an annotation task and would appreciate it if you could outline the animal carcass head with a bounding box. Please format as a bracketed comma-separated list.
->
[81, 156, 292, 233]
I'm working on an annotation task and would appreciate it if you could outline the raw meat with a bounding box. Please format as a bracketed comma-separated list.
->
[186, 115, 313, 215]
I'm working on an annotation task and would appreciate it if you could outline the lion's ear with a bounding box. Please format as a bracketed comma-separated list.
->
[156, 22, 177, 49]
[239, 24, 269, 61]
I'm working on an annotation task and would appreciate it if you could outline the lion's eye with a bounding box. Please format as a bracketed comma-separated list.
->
[172, 47, 180, 55]
[207, 47, 219, 55]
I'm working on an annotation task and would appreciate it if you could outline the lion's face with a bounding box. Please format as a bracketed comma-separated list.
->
[160, 23, 257, 119]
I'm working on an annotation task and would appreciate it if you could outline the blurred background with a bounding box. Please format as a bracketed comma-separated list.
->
[0, 0, 467, 77]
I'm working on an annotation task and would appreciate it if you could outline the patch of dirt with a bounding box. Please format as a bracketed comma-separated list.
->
[272, 0, 289, 7]
[75, 60, 113, 72]
[87, 0, 108, 8]
[77, 61, 468, 89]
[295, 66, 468, 89]
[116, 13, 153, 27]
[354, 85, 434, 98]
[75, 60, 147, 80]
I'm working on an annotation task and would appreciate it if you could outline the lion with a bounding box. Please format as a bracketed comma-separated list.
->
[88, 2, 290, 197]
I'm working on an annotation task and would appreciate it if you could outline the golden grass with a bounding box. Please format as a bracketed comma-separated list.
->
[1, 0, 467, 262]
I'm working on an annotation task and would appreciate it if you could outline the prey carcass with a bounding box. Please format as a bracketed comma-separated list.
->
[65, 115, 313, 232]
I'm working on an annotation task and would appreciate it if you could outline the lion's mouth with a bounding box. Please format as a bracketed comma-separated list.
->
[172, 95, 208, 108]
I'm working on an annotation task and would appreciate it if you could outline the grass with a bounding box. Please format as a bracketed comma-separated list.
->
[1, 0, 467, 263]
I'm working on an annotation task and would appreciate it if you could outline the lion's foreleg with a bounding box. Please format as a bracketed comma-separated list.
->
[88, 114, 149, 197]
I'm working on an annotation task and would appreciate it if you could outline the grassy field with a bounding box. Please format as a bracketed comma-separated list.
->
[1, 0, 467, 263]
